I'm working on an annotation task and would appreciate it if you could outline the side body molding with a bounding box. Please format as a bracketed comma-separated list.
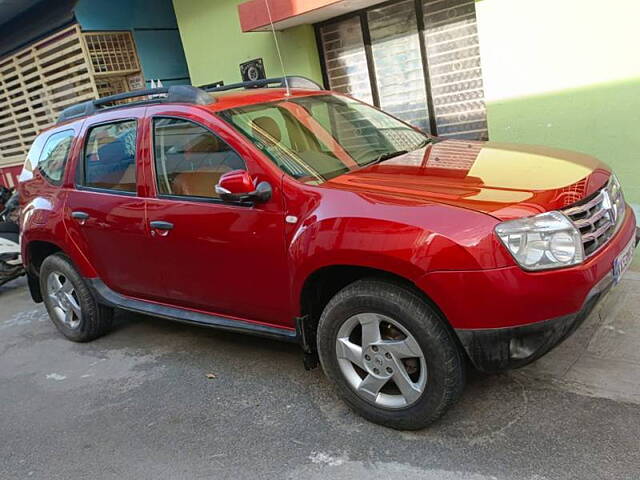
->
[88, 278, 298, 343]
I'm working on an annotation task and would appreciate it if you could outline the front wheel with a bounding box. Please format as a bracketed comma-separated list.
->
[40, 253, 113, 342]
[317, 279, 465, 430]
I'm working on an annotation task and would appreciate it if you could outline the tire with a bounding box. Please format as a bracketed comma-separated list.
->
[40, 253, 113, 342]
[317, 279, 465, 430]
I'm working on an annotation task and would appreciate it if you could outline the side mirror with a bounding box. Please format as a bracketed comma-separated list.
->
[215, 170, 272, 204]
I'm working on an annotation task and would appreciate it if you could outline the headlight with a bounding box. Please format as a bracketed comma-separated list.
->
[608, 174, 625, 224]
[495, 211, 584, 271]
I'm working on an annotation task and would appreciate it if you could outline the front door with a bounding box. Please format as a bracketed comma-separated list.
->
[143, 110, 291, 327]
[65, 110, 155, 299]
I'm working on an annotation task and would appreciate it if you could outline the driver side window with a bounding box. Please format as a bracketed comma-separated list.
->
[153, 117, 245, 199]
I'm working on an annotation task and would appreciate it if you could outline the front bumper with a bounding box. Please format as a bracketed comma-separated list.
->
[417, 208, 638, 373]
[455, 270, 614, 372]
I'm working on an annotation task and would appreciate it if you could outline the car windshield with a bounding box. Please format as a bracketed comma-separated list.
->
[219, 94, 430, 184]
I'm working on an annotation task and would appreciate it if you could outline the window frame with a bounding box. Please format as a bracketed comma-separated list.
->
[76, 118, 139, 196]
[151, 115, 248, 205]
[37, 129, 75, 186]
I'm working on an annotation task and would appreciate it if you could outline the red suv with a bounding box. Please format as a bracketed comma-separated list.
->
[19, 78, 638, 429]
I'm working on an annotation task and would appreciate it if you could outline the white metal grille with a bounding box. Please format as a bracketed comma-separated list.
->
[83, 31, 140, 76]
[0, 25, 98, 165]
[0, 26, 143, 167]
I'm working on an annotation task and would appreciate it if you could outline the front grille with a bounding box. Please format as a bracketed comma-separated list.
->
[562, 178, 625, 256]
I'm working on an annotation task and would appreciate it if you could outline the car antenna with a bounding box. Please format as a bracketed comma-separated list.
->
[264, 0, 291, 97]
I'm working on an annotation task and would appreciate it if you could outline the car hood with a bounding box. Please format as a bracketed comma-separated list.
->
[323, 139, 611, 220]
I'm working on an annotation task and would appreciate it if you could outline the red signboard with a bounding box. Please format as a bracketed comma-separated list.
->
[0, 165, 22, 188]
[238, 0, 367, 32]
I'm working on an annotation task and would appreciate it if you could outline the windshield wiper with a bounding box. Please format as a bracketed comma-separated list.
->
[416, 137, 433, 149]
[366, 149, 409, 166]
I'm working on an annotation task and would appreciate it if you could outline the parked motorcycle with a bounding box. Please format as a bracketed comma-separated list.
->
[0, 190, 24, 287]
[0, 186, 12, 210]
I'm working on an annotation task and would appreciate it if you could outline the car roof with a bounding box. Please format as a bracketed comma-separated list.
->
[38, 86, 332, 138]
[206, 88, 329, 112]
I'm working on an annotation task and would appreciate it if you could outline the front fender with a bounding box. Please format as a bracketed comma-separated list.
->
[288, 212, 509, 317]
[290, 216, 434, 286]
[283, 179, 513, 317]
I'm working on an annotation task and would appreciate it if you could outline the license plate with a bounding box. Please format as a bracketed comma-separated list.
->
[613, 236, 636, 284]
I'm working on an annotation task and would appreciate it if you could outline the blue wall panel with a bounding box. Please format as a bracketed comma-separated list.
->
[133, 30, 190, 84]
[75, 0, 179, 29]
[74, 0, 190, 85]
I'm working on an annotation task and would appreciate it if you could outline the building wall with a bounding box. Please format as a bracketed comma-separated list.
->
[172, 0, 639, 213]
[74, 0, 191, 86]
[171, 0, 322, 87]
[475, 0, 640, 214]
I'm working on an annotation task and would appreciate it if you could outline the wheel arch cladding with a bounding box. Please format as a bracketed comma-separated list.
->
[298, 265, 463, 349]
[24, 240, 63, 302]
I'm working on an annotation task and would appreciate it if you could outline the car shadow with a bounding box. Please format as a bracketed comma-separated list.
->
[0, 275, 27, 295]
[109, 307, 302, 358]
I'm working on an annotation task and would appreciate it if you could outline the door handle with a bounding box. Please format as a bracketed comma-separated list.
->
[150, 221, 174, 231]
[71, 211, 89, 224]
[71, 211, 89, 220]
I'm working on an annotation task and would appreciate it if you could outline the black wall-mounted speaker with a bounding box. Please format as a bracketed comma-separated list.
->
[240, 58, 266, 83]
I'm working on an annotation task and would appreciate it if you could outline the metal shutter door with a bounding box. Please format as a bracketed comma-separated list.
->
[368, 0, 430, 131]
[319, 17, 374, 104]
[423, 0, 488, 140]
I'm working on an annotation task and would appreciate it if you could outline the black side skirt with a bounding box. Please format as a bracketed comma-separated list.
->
[87, 279, 298, 344]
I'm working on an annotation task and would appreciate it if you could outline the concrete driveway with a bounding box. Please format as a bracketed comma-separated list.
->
[1, 268, 639, 480]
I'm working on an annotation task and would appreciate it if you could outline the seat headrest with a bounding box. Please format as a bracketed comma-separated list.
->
[186, 133, 222, 154]
[172, 170, 226, 198]
[251, 116, 282, 144]
[98, 138, 129, 163]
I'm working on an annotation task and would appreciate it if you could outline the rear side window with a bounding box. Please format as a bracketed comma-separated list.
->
[82, 120, 137, 192]
[38, 130, 74, 183]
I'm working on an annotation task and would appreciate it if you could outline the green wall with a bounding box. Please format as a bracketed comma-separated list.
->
[476, 0, 640, 264]
[486, 77, 640, 268]
[172, 0, 322, 87]
[485, 78, 640, 207]
[475, 0, 640, 215]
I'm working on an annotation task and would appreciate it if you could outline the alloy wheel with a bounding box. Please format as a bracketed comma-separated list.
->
[47, 271, 82, 329]
[335, 313, 427, 409]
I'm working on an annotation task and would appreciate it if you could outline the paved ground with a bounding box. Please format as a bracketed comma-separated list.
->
[1, 266, 640, 479]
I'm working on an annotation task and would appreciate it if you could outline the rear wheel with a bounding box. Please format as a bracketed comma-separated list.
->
[317, 279, 465, 430]
[40, 253, 113, 342]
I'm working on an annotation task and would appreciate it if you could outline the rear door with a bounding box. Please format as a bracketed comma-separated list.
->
[65, 108, 157, 299]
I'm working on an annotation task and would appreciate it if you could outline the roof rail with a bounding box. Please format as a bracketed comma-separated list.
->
[200, 76, 323, 93]
[56, 85, 212, 124]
